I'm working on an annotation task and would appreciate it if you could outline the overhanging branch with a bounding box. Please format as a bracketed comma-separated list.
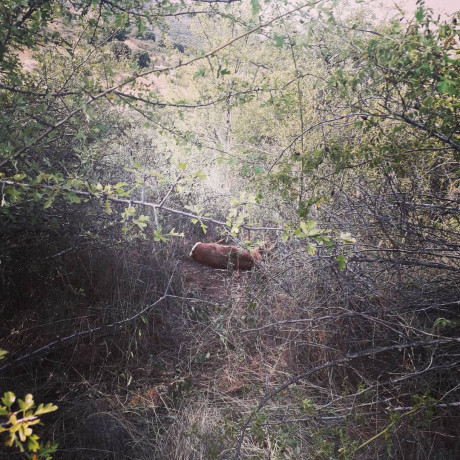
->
[1, 180, 283, 231]
[0, 0, 323, 168]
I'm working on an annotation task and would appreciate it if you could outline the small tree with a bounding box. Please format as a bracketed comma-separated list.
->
[135, 50, 151, 68]
[111, 41, 132, 59]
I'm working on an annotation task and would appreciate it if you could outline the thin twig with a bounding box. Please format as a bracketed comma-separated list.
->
[0, 270, 177, 373]
[233, 337, 459, 458]
[158, 172, 184, 209]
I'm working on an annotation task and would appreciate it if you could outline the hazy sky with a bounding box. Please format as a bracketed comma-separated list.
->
[376, 0, 459, 16]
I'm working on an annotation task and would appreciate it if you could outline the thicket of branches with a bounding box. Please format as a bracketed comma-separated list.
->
[0, 0, 459, 458]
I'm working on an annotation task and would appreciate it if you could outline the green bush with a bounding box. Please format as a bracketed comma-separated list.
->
[114, 28, 130, 41]
[135, 51, 151, 68]
[111, 42, 131, 59]
[139, 31, 156, 41]
[173, 42, 185, 53]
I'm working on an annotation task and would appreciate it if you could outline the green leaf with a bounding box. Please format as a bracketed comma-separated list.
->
[434, 317, 452, 328]
[133, 215, 149, 230]
[273, 34, 284, 49]
[300, 219, 316, 233]
[437, 77, 456, 95]
[27, 434, 40, 452]
[307, 244, 316, 256]
[13, 173, 26, 181]
[66, 192, 81, 204]
[104, 200, 112, 215]
[34, 402, 58, 416]
[415, 6, 424, 21]
[7, 187, 21, 203]
[195, 169, 206, 180]
[336, 255, 347, 271]
[339, 232, 356, 244]
[251, 0, 261, 15]
[122, 206, 136, 219]
[18, 394, 34, 412]
[154, 228, 169, 242]
[37, 441, 59, 457]
[0, 349, 7, 360]
[2, 392, 15, 407]
[294, 227, 305, 238]
[168, 228, 184, 238]
[43, 197, 54, 209]
[193, 67, 206, 79]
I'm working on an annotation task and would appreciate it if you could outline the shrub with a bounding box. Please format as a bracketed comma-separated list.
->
[111, 42, 131, 59]
[140, 31, 156, 41]
[134, 51, 151, 68]
[173, 42, 185, 53]
[114, 28, 130, 41]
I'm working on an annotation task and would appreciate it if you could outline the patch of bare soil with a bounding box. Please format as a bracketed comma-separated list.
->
[179, 257, 236, 303]
[17, 49, 37, 72]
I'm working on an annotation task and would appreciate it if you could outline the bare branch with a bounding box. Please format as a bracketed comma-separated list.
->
[233, 337, 459, 458]
[158, 172, 184, 209]
[0, 270, 177, 373]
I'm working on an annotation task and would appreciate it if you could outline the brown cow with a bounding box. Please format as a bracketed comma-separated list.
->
[190, 242, 263, 270]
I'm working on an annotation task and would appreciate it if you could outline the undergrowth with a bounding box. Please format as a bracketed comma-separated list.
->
[1, 189, 459, 459]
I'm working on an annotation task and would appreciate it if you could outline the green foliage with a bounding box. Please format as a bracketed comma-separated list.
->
[114, 28, 130, 41]
[111, 41, 132, 58]
[412, 392, 437, 425]
[250, 412, 268, 446]
[251, 0, 261, 16]
[135, 51, 151, 68]
[0, 393, 58, 455]
[337, 427, 360, 459]
[0, 0, 55, 74]
[0, 350, 58, 457]
[300, 398, 316, 415]
[327, 5, 459, 170]
[433, 317, 458, 329]
[336, 254, 347, 271]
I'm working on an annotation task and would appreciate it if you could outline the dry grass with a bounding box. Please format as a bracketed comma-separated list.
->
[1, 176, 459, 459]
[1, 227, 458, 458]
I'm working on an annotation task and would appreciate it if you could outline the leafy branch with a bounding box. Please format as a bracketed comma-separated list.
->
[1, 179, 283, 232]
[0, 351, 58, 457]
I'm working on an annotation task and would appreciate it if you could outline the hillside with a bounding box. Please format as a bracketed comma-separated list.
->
[0, 0, 459, 459]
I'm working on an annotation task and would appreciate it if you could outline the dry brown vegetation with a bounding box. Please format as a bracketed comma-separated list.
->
[2, 185, 458, 458]
[1, 1, 459, 459]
